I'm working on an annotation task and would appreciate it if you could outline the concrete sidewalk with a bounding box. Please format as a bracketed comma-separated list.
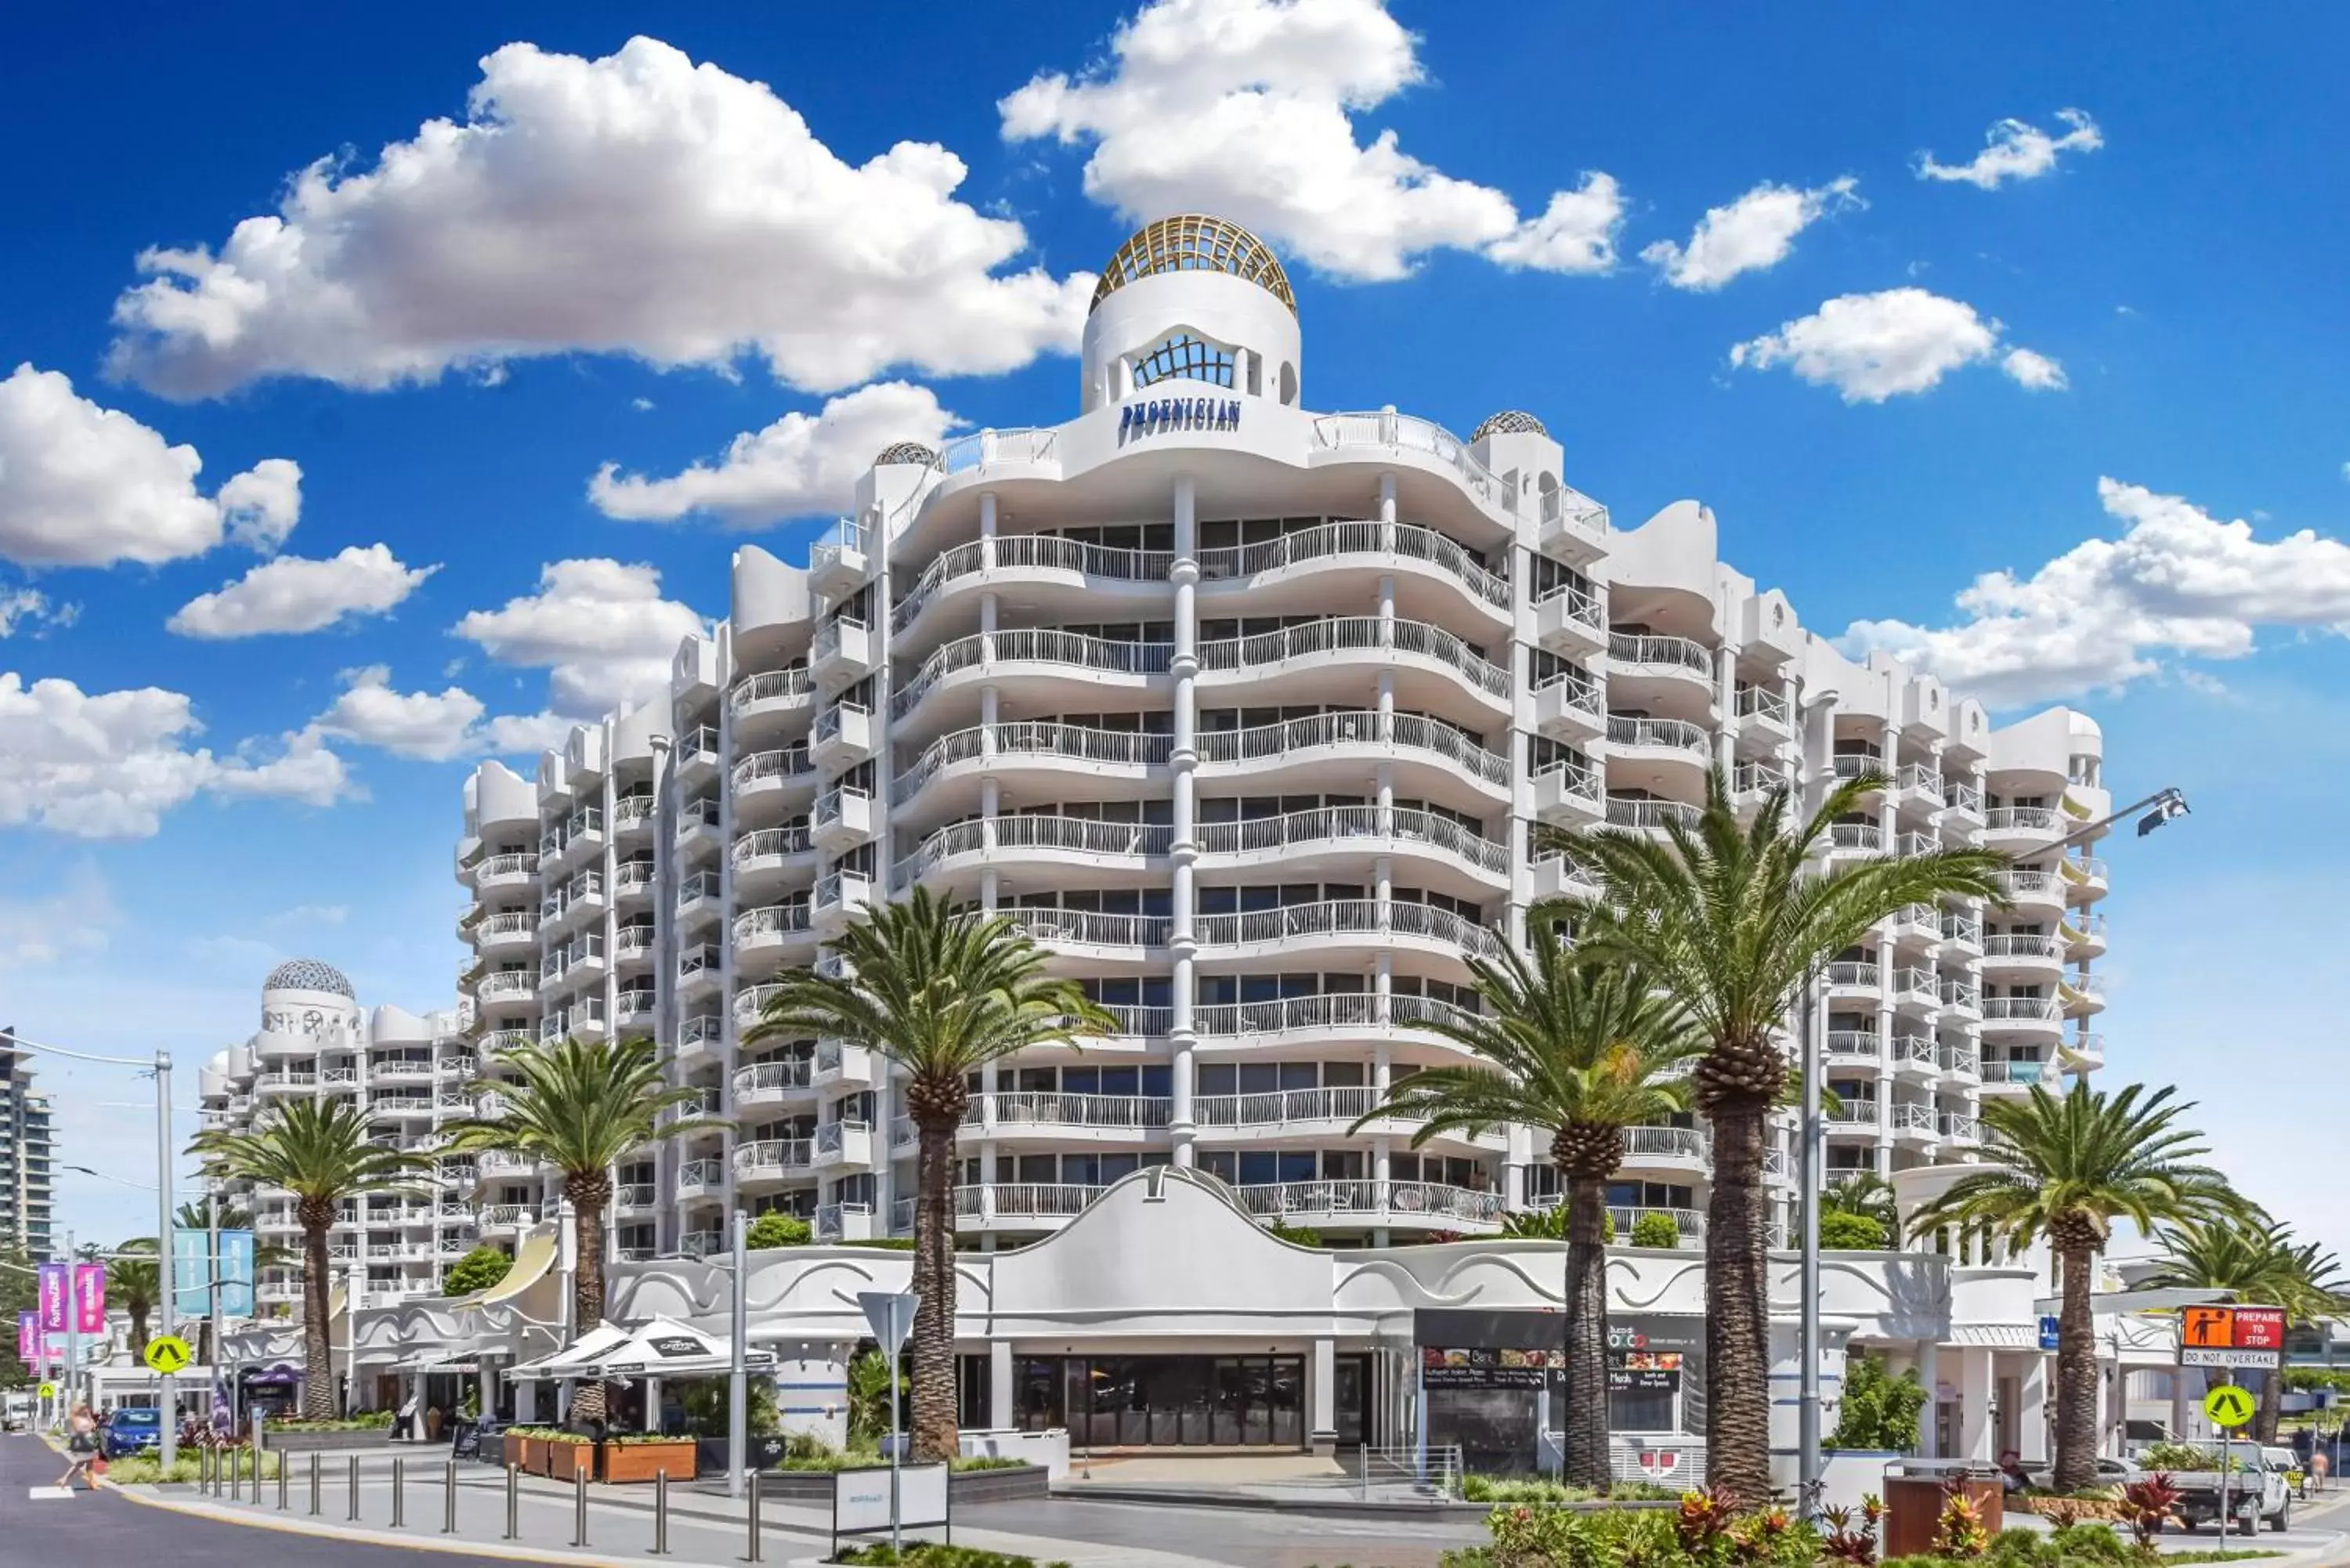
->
[113, 1460, 1249, 1568]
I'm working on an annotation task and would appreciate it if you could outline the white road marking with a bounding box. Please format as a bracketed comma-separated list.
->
[28, 1486, 76, 1498]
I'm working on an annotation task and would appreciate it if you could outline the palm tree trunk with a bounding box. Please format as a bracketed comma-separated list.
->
[909, 1117, 960, 1461]
[2053, 1237, 2101, 1491]
[1564, 1172, 1613, 1492]
[565, 1172, 611, 1424]
[1705, 1096, 1772, 1500]
[298, 1198, 336, 1420]
[131, 1306, 151, 1360]
[2254, 1368, 2284, 1444]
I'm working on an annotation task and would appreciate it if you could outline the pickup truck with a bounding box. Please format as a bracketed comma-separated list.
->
[2168, 1449, 2292, 1534]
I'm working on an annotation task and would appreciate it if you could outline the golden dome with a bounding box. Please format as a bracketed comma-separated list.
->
[1089, 215, 1296, 318]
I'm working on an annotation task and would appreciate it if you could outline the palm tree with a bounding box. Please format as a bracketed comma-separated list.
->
[2155, 1223, 2350, 1443]
[1555, 766, 2005, 1495]
[190, 1098, 429, 1418]
[1349, 934, 1703, 1490]
[439, 1035, 728, 1424]
[749, 888, 1112, 1461]
[107, 1241, 162, 1357]
[1909, 1082, 2247, 1490]
[1824, 1172, 1900, 1231]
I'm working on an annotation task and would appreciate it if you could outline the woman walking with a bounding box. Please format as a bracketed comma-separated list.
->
[56, 1406, 100, 1490]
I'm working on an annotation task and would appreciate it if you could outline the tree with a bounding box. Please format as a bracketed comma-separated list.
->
[1828, 1350, 1928, 1452]
[166, 1198, 293, 1363]
[443, 1245, 515, 1297]
[1555, 766, 2005, 1496]
[1819, 1211, 1888, 1250]
[1351, 935, 1704, 1490]
[750, 887, 1112, 1461]
[190, 1097, 429, 1418]
[439, 1035, 727, 1423]
[1909, 1082, 2246, 1490]
[1824, 1172, 1900, 1232]
[745, 1212, 811, 1250]
[107, 1241, 163, 1357]
[0, 1245, 35, 1389]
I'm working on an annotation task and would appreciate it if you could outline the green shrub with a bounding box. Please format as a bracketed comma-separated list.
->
[1268, 1220, 1323, 1247]
[843, 1237, 917, 1251]
[1820, 1210, 1889, 1250]
[443, 1245, 515, 1296]
[1458, 1473, 1598, 1503]
[833, 1542, 1068, 1567]
[2140, 1440, 2229, 1470]
[1630, 1212, 1680, 1249]
[107, 1449, 282, 1484]
[2045, 1521, 2131, 1563]
[747, 1212, 812, 1250]
[1827, 1352, 1926, 1452]
[267, 1411, 397, 1431]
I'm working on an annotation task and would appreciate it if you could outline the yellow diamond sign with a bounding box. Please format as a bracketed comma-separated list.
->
[2204, 1383, 2255, 1429]
[143, 1334, 193, 1375]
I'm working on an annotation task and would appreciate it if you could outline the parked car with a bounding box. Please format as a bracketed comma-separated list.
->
[99, 1406, 164, 1458]
[2026, 1454, 2142, 1488]
[2261, 1445, 2308, 1499]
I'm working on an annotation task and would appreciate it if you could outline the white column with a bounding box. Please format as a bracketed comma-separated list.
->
[1168, 475, 1200, 1169]
[1715, 648, 1737, 774]
[1378, 472, 1397, 528]
[989, 1340, 1015, 1433]
[1311, 1338, 1338, 1454]
[1958, 1346, 1996, 1461]
[2019, 1351, 2049, 1465]
[979, 492, 998, 571]
[1917, 1342, 1942, 1458]
[1373, 952, 1393, 1248]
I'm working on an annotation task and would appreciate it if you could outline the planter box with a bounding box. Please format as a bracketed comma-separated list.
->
[602, 1440, 698, 1484]
[751, 1463, 1047, 1507]
[544, 1440, 598, 1481]
[502, 1433, 532, 1471]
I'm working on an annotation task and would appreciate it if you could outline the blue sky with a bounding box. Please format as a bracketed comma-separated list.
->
[4, 1, 2345, 1252]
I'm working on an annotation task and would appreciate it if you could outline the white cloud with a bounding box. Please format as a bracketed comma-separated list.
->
[1844, 477, 2350, 707]
[1914, 109, 2103, 190]
[167, 543, 437, 638]
[453, 558, 704, 716]
[107, 37, 1091, 399]
[1640, 176, 1862, 291]
[309, 665, 569, 761]
[0, 363, 302, 566]
[591, 381, 957, 527]
[2000, 347, 2068, 391]
[1729, 287, 2062, 403]
[0, 672, 350, 838]
[0, 587, 77, 638]
[0, 864, 116, 966]
[1000, 0, 1624, 280]
[263, 902, 349, 930]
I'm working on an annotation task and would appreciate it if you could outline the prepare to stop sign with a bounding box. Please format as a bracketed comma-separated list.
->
[2180, 1305, 2286, 1368]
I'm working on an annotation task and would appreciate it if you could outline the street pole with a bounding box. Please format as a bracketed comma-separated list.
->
[1799, 965, 1824, 1518]
[208, 1185, 223, 1423]
[728, 1207, 747, 1501]
[157, 1049, 179, 1471]
[63, 1227, 78, 1415]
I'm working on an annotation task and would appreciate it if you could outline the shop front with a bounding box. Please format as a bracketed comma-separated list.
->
[1415, 1307, 1705, 1475]
[1009, 1352, 1372, 1447]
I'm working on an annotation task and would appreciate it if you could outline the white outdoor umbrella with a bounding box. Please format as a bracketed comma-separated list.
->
[584, 1316, 775, 1379]
[507, 1320, 632, 1381]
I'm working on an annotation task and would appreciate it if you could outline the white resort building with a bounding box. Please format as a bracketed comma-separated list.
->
[230, 215, 2130, 1477]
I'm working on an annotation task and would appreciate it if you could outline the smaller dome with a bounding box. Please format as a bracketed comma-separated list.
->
[263, 958, 356, 999]
[1470, 410, 1549, 443]
[873, 442, 942, 469]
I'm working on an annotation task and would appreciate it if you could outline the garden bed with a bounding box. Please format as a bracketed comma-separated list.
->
[602, 1437, 698, 1483]
[755, 1461, 1047, 1506]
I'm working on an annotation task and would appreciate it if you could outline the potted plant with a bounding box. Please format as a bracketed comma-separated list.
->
[544, 1429, 598, 1481]
[603, 1433, 699, 1483]
[503, 1426, 536, 1472]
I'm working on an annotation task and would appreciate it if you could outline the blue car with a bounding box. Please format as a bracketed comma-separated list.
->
[99, 1406, 164, 1458]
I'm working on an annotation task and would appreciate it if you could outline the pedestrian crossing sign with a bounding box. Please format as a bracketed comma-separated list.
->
[2204, 1383, 2254, 1429]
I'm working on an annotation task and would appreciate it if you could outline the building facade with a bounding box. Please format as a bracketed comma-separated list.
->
[197, 962, 479, 1310]
[0, 1032, 55, 1258]
[450, 214, 2112, 1266]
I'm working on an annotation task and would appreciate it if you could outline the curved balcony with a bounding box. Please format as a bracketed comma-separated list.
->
[1981, 934, 2063, 974]
[1198, 1085, 1375, 1137]
[732, 746, 817, 813]
[1193, 992, 1473, 1054]
[2060, 911, 2108, 960]
[1194, 805, 1507, 898]
[1004, 907, 1170, 963]
[1997, 868, 2065, 913]
[255, 1070, 318, 1097]
[475, 853, 540, 892]
[1982, 806, 2065, 850]
[1604, 795, 1699, 835]
[894, 814, 1170, 895]
[1197, 710, 1510, 815]
[733, 826, 817, 894]
[2059, 974, 2106, 1018]
[474, 911, 537, 954]
[1618, 1125, 1711, 1177]
[891, 629, 1171, 734]
[1195, 616, 1511, 717]
[732, 1138, 815, 1190]
[1195, 520, 1511, 628]
[963, 1091, 1170, 1143]
[675, 1158, 725, 1203]
[1607, 631, 1715, 695]
[1307, 410, 1522, 529]
[892, 721, 1171, 825]
[1193, 898, 1502, 967]
[475, 970, 537, 1006]
[477, 1204, 534, 1237]
[1533, 579, 1607, 654]
[891, 534, 1173, 648]
[734, 902, 815, 966]
[1607, 1205, 1706, 1249]
[1980, 1057, 2059, 1093]
[733, 1057, 815, 1110]
[1829, 822, 1884, 856]
[732, 985, 783, 1030]
[1824, 960, 1882, 999]
[728, 667, 816, 731]
[2059, 855, 2110, 905]
[1605, 714, 1712, 786]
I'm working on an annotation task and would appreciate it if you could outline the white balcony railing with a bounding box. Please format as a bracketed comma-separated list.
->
[1196, 616, 1510, 699]
[1606, 631, 1712, 675]
[1606, 715, 1711, 756]
[1007, 907, 1170, 949]
[728, 666, 815, 716]
[1193, 1086, 1378, 1129]
[1605, 797, 1699, 832]
[1196, 519, 1510, 609]
[972, 1092, 1173, 1131]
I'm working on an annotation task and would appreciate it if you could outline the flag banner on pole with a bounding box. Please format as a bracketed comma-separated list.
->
[16, 1310, 33, 1363]
[36, 1263, 68, 1332]
[217, 1230, 256, 1317]
[72, 1263, 106, 1333]
[172, 1228, 212, 1320]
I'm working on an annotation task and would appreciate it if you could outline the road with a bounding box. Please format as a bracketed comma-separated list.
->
[0, 1434, 526, 1568]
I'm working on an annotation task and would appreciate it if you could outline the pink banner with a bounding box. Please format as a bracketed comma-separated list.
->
[35, 1263, 67, 1333]
[15, 1310, 31, 1364]
[73, 1263, 105, 1334]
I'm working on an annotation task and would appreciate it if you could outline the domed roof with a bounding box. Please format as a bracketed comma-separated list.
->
[1470, 410, 1549, 443]
[1090, 215, 1296, 318]
[263, 958, 356, 999]
[873, 441, 942, 469]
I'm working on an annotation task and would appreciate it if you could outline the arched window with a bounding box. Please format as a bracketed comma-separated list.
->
[1131, 332, 1235, 390]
